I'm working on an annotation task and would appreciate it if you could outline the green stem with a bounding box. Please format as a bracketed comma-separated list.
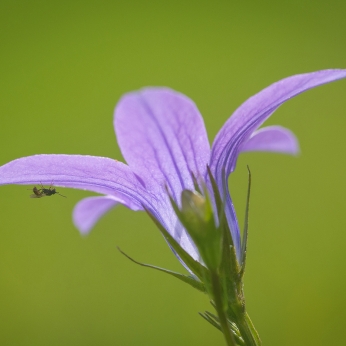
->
[235, 311, 261, 346]
[211, 271, 237, 346]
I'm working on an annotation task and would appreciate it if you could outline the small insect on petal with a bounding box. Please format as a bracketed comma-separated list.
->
[28, 186, 46, 198]
[28, 183, 66, 198]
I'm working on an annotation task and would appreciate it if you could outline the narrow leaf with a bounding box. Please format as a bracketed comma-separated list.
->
[205, 310, 220, 322]
[207, 166, 234, 248]
[190, 171, 202, 194]
[117, 247, 206, 293]
[207, 165, 223, 216]
[207, 168, 241, 305]
[201, 310, 245, 345]
[219, 218, 240, 307]
[199, 312, 222, 331]
[144, 206, 209, 282]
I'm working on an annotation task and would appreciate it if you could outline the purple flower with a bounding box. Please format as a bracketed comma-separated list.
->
[0, 70, 345, 263]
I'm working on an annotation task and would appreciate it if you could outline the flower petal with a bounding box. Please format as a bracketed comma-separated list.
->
[73, 196, 120, 235]
[211, 69, 346, 176]
[210, 69, 346, 259]
[240, 125, 299, 155]
[0, 154, 152, 210]
[0, 154, 197, 257]
[73, 195, 142, 235]
[114, 88, 210, 202]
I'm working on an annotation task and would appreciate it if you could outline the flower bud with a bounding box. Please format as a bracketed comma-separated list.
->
[179, 190, 222, 271]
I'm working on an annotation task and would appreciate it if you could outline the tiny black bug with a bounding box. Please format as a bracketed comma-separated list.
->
[28, 183, 66, 198]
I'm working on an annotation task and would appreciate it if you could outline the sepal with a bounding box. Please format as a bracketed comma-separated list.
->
[207, 167, 240, 303]
[199, 309, 245, 345]
[177, 189, 222, 271]
[117, 247, 206, 293]
[145, 168, 260, 345]
[144, 206, 209, 283]
[199, 311, 221, 331]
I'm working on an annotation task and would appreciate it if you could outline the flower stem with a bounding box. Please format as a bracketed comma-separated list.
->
[210, 271, 237, 346]
[235, 312, 261, 346]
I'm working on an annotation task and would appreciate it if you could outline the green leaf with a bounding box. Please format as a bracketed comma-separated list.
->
[206, 165, 224, 224]
[218, 217, 241, 309]
[226, 319, 245, 345]
[206, 166, 235, 251]
[145, 204, 208, 282]
[205, 311, 245, 346]
[179, 189, 222, 271]
[207, 166, 241, 306]
[190, 171, 202, 194]
[117, 247, 206, 293]
[199, 311, 221, 331]
[200, 309, 246, 345]
[144, 207, 209, 282]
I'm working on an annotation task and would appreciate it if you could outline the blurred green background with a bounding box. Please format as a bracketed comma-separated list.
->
[0, 1, 345, 345]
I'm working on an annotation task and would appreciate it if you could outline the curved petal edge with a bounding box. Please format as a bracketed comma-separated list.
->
[240, 125, 300, 155]
[73, 195, 142, 235]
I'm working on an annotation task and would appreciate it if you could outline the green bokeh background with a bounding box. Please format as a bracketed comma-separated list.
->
[1, 1, 345, 345]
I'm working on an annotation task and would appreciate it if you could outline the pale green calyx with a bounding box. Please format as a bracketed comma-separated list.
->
[179, 189, 222, 271]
